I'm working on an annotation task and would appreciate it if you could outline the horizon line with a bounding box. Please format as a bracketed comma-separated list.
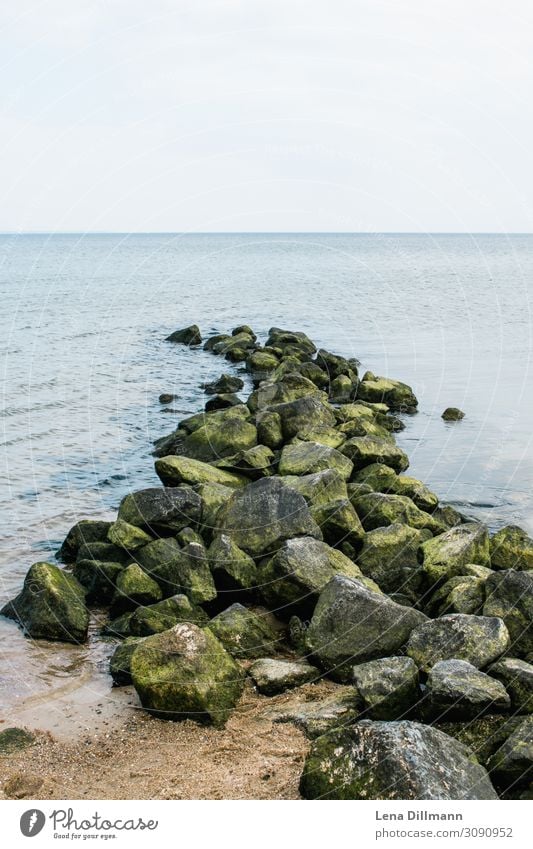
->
[1, 230, 533, 236]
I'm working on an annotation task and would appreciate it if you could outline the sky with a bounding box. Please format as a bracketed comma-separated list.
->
[1, 0, 533, 233]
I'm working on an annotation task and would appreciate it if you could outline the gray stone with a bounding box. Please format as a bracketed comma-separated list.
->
[483, 570, 533, 656]
[249, 658, 319, 695]
[424, 659, 511, 720]
[352, 656, 420, 720]
[406, 614, 510, 673]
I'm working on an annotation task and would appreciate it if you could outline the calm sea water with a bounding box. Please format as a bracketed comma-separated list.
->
[1, 233, 532, 732]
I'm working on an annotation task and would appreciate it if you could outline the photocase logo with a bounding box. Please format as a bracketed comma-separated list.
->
[20, 809, 46, 837]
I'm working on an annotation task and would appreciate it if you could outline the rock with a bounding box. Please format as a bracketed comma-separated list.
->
[72, 559, 123, 604]
[217, 444, 275, 479]
[395, 476, 439, 512]
[300, 720, 497, 799]
[266, 327, 316, 355]
[340, 435, 409, 473]
[311, 499, 365, 549]
[293, 424, 346, 449]
[249, 658, 319, 695]
[306, 575, 427, 681]
[205, 393, 242, 412]
[118, 487, 202, 535]
[102, 610, 134, 638]
[490, 525, 533, 571]
[208, 604, 281, 658]
[203, 374, 244, 395]
[1, 562, 89, 644]
[488, 658, 533, 713]
[297, 361, 330, 388]
[421, 523, 490, 584]
[213, 331, 255, 355]
[483, 570, 533, 656]
[487, 717, 533, 788]
[166, 324, 202, 345]
[246, 350, 279, 381]
[329, 374, 358, 403]
[130, 623, 245, 726]
[107, 519, 153, 551]
[110, 638, 144, 685]
[135, 538, 216, 604]
[357, 376, 418, 412]
[180, 416, 257, 463]
[278, 442, 353, 480]
[265, 687, 358, 738]
[0, 728, 36, 754]
[75, 540, 128, 564]
[159, 393, 175, 404]
[280, 469, 348, 508]
[423, 659, 510, 720]
[442, 407, 465, 421]
[350, 492, 442, 534]
[3, 772, 44, 799]
[406, 614, 510, 672]
[217, 477, 321, 558]
[111, 563, 163, 613]
[155, 456, 247, 489]
[232, 324, 256, 339]
[268, 395, 336, 440]
[435, 714, 526, 767]
[176, 527, 203, 547]
[129, 594, 208, 636]
[259, 537, 362, 614]
[356, 523, 427, 594]
[58, 519, 113, 563]
[179, 403, 252, 434]
[353, 656, 420, 720]
[256, 411, 284, 449]
[203, 333, 232, 352]
[248, 373, 323, 412]
[208, 534, 258, 593]
[427, 575, 485, 616]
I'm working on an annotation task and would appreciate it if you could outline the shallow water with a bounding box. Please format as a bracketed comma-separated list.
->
[1, 232, 532, 733]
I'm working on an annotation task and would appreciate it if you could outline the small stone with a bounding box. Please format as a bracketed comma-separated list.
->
[165, 324, 202, 345]
[249, 658, 319, 695]
[442, 407, 465, 421]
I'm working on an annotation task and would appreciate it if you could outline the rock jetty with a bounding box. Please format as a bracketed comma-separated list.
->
[2, 323, 533, 800]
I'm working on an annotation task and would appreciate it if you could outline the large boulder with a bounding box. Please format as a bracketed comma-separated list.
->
[406, 614, 510, 672]
[311, 498, 365, 549]
[423, 659, 510, 720]
[216, 444, 275, 480]
[1, 562, 90, 644]
[249, 657, 319, 695]
[488, 658, 533, 713]
[110, 638, 145, 686]
[248, 374, 323, 412]
[306, 575, 427, 681]
[354, 464, 438, 512]
[350, 492, 442, 534]
[208, 604, 281, 658]
[357, 376, 418, 412]
[135, 538, 216, 604]
[107, 520, 152, 551]
[117, 487, 202, 535]
[278, 442, 353, 480]
[217, 477, 321, 558]
[256, 411, 284, 449]
[300, 720, 496, 799]
[340, 436, 409, 473]
[196, 482, 234, 539]
[421, 523, 490, 584]
[155, 456, 247, 489]
[165, 324, 202, 345]
[179, 417, 257, 463]
[72, 559, 123, 604]
[483, 570, 533, 656]
[352, 656, 420, 720]
[208, 534, 258, 593]
[259, 537, 363, 614]
[356, 523, 427, 594]
[58, 519, 113, 563]
[268, 395, 336, 440]
[203, 374, 244, 395]
[490, 525, 533, 571]
[486, 717, 533, 788]
[130, 623, 245, 726]
[266, 327, 316, 354]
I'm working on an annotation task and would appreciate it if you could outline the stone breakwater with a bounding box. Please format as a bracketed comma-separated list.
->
[2, 324, 533, 800]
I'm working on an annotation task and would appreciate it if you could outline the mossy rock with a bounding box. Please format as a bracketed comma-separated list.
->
[176, 527, 203, 547]
[435, 714, 527, 766]
[340, 435, 409, 473]
[256, 411, 284, 449]
[406, 613, 510, 673]
[329, 374, 358, 403]
[266, 327, 317, 355]
[279, 468, 348, 509]
[258, 537, 362, 614]
[1, 562, 89, 644]
[216, 444, 275, 479]
[421, 523, 490, 584]
[130, 623, 245, 726]
[58, 519, 113, 563]
[279, 441, 353, 480]
[422, 659, 510, 721]
[118, 486, 202, 535]
[490, 525, 533, 571]
[208, 603, 281, 658]
[107, 519, 153, 551]
[180, 416, 257, 463]
[350, 492, 443, 535]
[155, 456, 248, 489]
[311, 498, 365, 549]
[203, 373, 244, 395]
[75, 540, 128, 564]
[246, 350, 279, 381]
[110, 637, 145, 686]
[0, 728, 36, 755]
[129, 594, 209, 637]
[486, 716, 533, 789]
[441, 407, 465, 421]
[484, 570, 533, 656]
[353, 656, 420, 720]
[488, 658, 533, 714]
[292, 425, 346, 449]
[427, 575, 485, 616]
[300, 720, 497, 800]
[195, 482, 234, 540]
[111, 563, 163, 613]
[357, 376, 418, 412]
[165, 324, 202, 345]
[356, 523, 427, 595]
[135, 538, 216, 604]
[248, 373, 324, 412]
[249, 657, 319, 695]
[102, 610, 135, 638]
[268, 395, 336, 440]
[72, 559, 123, 604]
[208, 534, 258, 593]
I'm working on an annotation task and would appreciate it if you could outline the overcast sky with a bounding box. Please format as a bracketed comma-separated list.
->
[1, 0, 532, 232]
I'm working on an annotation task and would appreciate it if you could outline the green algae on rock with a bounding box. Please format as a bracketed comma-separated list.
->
[406, 613, 510, 672]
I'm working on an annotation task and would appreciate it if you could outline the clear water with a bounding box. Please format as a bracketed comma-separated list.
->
[1, 233, 532, 731]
